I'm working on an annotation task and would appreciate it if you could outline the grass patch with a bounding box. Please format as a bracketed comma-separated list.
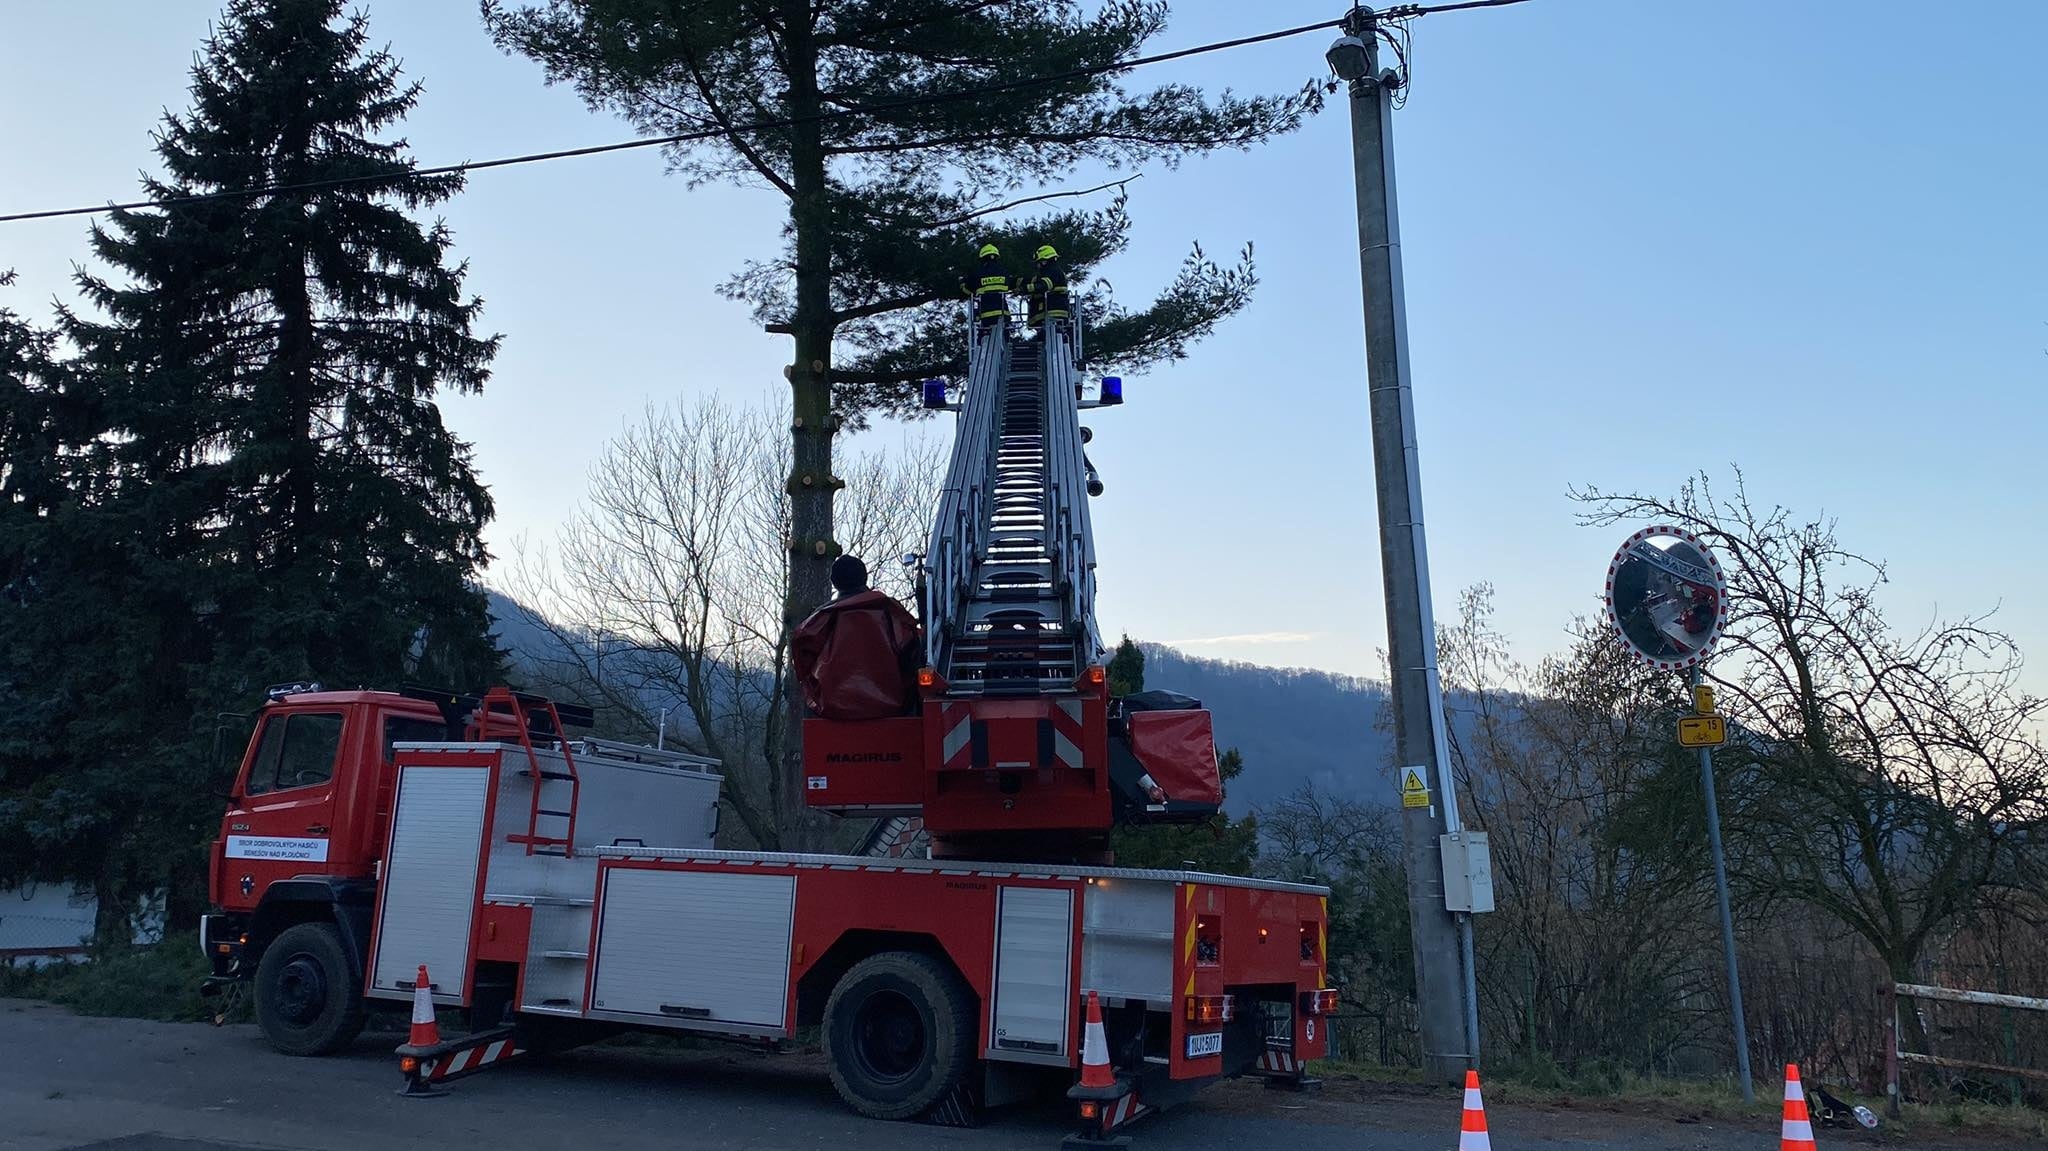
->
[1310, 1057, 2046, 1142]
[0, 943, 231, 1023]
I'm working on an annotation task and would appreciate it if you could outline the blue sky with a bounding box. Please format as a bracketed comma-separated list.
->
[4, 1, 2043, 687]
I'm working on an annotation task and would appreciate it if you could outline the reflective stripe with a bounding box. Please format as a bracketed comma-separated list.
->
[1781, 1119, 1814, 1142]
[1052, 730, 1082, 769]
[942, 716, 973, 763]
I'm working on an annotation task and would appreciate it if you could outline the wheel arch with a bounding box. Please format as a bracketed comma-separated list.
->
[247, 877, 375, 983]
[796, 929, 979, 1030]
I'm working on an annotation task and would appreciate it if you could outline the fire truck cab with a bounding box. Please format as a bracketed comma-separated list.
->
[203, 686, 452, 1052]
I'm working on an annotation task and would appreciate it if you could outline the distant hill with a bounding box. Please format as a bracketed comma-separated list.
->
[1137, 645, 1396, 815]
[487, 592, 1400, 816]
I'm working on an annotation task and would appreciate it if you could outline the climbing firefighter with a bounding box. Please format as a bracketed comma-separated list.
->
[960, 242, 1008, 329]
[1027, 244, 1071, 330]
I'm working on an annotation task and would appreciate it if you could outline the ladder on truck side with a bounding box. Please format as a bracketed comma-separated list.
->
[471, 687, 582, 857]
[925, 314, 1103, 695]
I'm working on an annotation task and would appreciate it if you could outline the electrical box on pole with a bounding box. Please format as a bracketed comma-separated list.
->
[1439, 832, 1495, 914]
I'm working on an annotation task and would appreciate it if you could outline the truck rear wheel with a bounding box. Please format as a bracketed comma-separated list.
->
[254, 921, 366, 1056]
[823, 951, 977, 1120]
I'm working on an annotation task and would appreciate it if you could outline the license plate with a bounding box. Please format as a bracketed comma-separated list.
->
[1185, 1032, 1223, 1059]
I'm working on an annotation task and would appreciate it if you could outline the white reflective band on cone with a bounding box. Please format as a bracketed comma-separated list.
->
[412, 984, 434, 1024]
[1080, 1020, 1108, 1066]
[1782, 1120, 1814, 1141]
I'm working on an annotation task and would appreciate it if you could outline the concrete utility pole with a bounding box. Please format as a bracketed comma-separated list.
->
[1329, 7, 1478, 1082]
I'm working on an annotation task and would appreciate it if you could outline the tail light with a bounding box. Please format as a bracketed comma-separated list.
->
[1300, 988, 1339, 1016]
[1185, 994, 1235, 1025]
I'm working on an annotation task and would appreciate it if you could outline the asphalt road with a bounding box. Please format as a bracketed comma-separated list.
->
[0, 999, 1841, 1151]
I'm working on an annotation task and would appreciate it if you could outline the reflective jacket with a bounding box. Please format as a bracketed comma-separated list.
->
[959, 254, 1009, 318]
[1029, 260, 1071, 318]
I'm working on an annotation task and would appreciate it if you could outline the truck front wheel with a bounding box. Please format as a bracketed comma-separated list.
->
[254, 921, 366, 1056]
[823, 951, 977, 1120]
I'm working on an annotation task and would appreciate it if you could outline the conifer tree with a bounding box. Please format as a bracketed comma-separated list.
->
[70, 0, 502, 690]
[0, 1, 504, 938]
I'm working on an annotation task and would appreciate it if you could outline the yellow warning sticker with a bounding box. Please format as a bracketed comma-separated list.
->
[1400, 767, 1430, 808]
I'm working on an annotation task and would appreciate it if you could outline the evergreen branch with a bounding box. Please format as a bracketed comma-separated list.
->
[667, 2, 799, 200]
[919, 177, 1137, 231]
[830, 364, 948, 388]
[831, 292, 942, 326]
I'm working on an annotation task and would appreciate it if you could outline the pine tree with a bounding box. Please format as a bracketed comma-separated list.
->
[486, 1, 1320, 839]
[0, 0, 504, 939]
[1107, 633, 1146, 698]
[69, 0, 502, 690]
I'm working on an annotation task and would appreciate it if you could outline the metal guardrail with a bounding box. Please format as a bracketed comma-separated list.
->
[1039, 318, 1102, 666]
[924, 316, 1006, 669]
[1884, 980, 2048, 1116]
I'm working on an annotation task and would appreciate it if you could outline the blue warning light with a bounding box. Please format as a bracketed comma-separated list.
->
[922, 378, 947, 409]
[1101, 376, 1123, 405]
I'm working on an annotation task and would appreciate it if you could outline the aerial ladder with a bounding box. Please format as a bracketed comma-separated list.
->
[805, 306, 1221, 862]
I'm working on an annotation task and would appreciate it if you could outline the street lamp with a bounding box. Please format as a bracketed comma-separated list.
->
[1325, 34, 1372, 83]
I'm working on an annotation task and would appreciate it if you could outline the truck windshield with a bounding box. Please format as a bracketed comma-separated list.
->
[243, 712, 345, 796]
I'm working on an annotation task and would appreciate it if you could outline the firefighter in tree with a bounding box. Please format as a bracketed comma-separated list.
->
[960, 242, 1008, 329]
[1027, 244, 1071, 332]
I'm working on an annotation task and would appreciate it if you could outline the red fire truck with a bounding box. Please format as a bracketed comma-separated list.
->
[201, 315, 1334, 1145]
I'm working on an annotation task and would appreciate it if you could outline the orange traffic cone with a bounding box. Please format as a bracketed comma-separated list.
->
[1078, 991, 1114, 1090]
[406, 964, 441, 1050]
[1458, 1069, 1492, 1151]
[1781, 1064, 1817, 1150]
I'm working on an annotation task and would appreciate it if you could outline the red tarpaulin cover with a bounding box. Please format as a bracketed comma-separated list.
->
[791, 591, 921, 721]
[1127, 709, 1222, 805]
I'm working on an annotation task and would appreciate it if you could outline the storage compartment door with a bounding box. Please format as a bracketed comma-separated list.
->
[989, 886, 1074, 1063]
[370, 766, 491, 998]
[591, 868, 795, 1029]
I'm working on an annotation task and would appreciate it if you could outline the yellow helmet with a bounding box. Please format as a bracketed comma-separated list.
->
[1036, 245, 1058, 261]
[978, 243, 1000, 258]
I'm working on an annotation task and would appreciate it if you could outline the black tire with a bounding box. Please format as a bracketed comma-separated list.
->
[254, 921, 366, 1056]
[823, 951, 978, 1120]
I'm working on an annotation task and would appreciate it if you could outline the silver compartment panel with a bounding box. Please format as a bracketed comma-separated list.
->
[371, 767, 491, 998]
[589, 868, 795, 1029]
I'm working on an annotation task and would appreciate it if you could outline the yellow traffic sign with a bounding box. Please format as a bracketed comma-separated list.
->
[1693, 685, 1716, 715]
[1400, 767, 1430, 808]
[1678, 714, 1726, 748]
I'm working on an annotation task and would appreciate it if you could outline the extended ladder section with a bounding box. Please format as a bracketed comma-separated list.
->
[925, 317, 1102, 695]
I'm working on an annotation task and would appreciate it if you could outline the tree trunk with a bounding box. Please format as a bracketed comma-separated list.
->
[91, 857, 130, 954]
[1887, 950, 1937, 1085]
[779, 5, 834, 852]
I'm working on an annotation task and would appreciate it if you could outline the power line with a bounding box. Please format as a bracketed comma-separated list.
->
[0, 3, 1538, 226]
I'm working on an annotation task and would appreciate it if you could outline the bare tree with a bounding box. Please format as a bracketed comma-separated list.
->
[1438, 588, 1725, 1071]
[509, 397, 939, 850]
[1574, 473, 2048, 1003]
